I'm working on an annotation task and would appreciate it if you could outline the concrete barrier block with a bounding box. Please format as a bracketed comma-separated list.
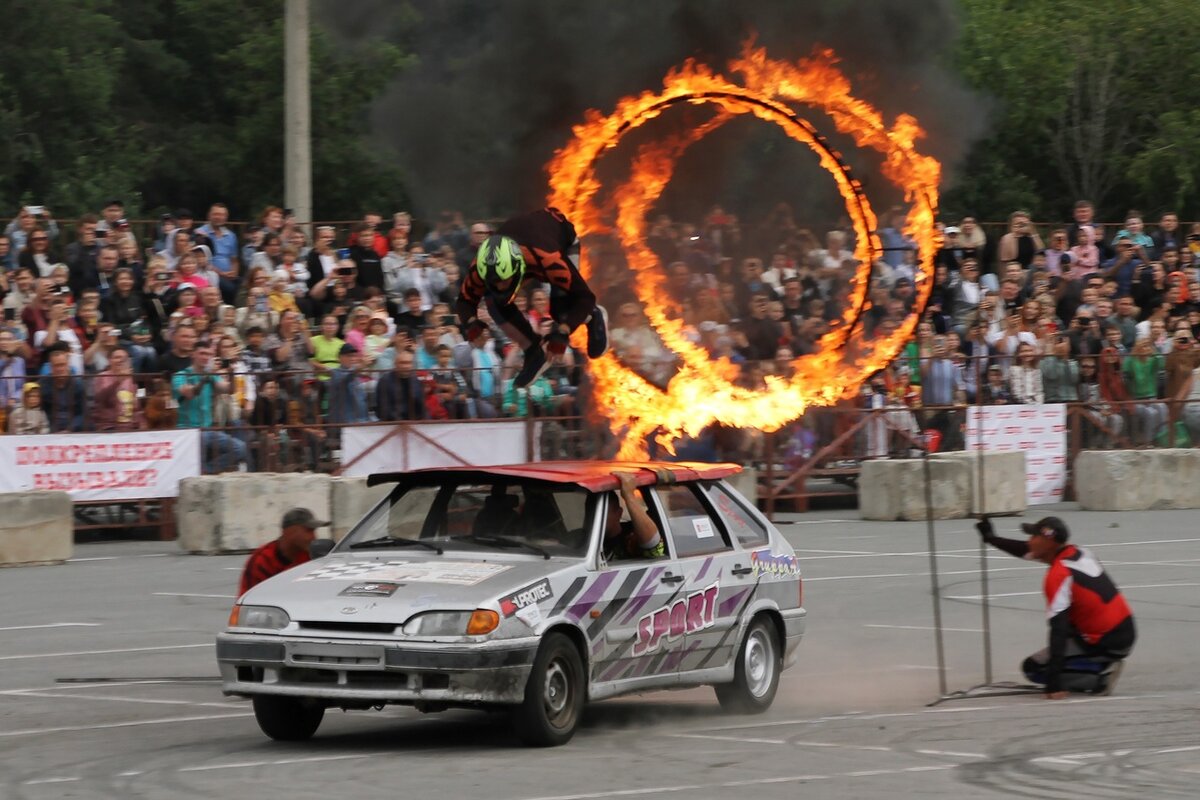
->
[859, 458, 970, 521]
[177, 473, 332, 553]
[0, 491, 73, 566]
[932, 451, 1026, 516]
[727, 467, 758, 505]
[330, 477, 391, 542]
[1076, 449, 1200, 511]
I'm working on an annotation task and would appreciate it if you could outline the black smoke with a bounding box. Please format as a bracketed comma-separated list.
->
[317, 0, 986, 220]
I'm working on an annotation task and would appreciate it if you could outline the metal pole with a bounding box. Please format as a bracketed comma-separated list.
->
[284, 0, 313, 227]
[923, 444, 947, 697]
[974, 354, 993, 684]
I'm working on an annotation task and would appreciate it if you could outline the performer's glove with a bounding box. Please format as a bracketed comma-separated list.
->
[974, 517, 994, 539]
[546, 330, 570, 355]
[465, 320, 487, 343]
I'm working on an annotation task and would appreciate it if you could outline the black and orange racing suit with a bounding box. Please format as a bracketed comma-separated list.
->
[456, 207, 596, 351]
[985, 533, 1135, 692]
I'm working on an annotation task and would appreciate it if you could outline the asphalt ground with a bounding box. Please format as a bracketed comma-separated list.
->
[2, 504, 1199, 799]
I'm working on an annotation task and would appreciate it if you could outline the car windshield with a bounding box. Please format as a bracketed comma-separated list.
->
[337, 479, 596, 558]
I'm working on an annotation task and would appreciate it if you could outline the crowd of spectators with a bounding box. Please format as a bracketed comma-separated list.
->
[0, 203, 584, 471]
[2, 197, 1198, 471]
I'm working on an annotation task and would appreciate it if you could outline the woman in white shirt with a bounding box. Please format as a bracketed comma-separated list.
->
[1007, 341, 1044, 404]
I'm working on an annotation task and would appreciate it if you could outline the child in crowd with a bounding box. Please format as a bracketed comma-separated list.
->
[8, 382, 49, 434]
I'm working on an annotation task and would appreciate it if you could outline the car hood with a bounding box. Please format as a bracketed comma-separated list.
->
[240, 553, 575, 625]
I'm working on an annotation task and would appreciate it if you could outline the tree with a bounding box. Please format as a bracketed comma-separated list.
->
[0, 0, 414, 222]
[945, 0, 1200, 222]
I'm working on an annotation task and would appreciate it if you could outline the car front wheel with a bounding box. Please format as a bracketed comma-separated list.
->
[513, 632, 585, 746]
[252, 695, 325, 741]
[715, 617, 781, 714]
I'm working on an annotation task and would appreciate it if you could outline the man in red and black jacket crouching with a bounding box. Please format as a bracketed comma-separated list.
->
[977, 515, 1135, 698]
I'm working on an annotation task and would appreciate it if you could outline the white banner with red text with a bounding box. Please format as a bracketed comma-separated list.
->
[965, 404, 1066, 505]
[0, 429, 201, 501]
[340, 421, 537, 476]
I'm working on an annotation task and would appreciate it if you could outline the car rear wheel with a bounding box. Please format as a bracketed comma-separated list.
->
[252, 695, 325, 741]
[715, 618, 780, 714]
[513, 632, 585, 747]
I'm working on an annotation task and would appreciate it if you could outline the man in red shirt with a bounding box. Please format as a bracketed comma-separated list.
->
[238, 507, 329, 596]
[978, 516, 1135, 698]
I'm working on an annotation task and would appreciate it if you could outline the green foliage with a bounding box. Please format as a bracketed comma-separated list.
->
[1128, 110, 1200, 215]
[949, 0, 1200, 221]
[0, 0, 413, 221]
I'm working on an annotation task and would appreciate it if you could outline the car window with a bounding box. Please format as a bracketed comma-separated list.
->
[704, 482, 769, 548]
[339, 481, 593, 557]
[655, 484, 731, 558]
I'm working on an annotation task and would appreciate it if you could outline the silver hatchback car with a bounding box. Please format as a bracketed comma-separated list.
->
[217, 461, 805, 746]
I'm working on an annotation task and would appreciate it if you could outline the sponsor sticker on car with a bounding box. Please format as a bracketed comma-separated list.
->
[500, 579, 554, 617]
[339, 582, 401, 597]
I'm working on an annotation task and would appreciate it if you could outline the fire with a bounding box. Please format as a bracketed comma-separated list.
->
[547, 44, 940, 458]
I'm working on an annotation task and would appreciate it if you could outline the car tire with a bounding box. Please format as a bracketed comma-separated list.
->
[715, 617, 781, 714]
[513, 632, 585, 747]
[252, 695, 325, 741]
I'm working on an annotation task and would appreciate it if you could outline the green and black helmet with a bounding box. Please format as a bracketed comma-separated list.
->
[476, 235, 525, 302]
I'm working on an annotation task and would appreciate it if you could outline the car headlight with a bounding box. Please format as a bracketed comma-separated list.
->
[228, 605, 291, 630]
[402, 610, 499, 636]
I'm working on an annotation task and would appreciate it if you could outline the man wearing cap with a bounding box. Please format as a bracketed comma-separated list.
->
[327, 343, 369, 425]
[238, 508, 329, 595]
[977, 516, 1135, 697]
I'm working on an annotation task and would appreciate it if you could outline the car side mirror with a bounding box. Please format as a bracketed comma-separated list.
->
[309, 539, 335, 559]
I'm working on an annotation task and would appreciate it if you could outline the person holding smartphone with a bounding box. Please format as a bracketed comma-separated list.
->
[171, 340, 249, 473]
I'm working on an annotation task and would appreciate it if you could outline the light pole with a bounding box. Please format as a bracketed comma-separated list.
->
[284, 0, 312, 226]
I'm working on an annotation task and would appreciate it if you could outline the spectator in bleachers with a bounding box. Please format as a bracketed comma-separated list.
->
[18, 226, 56, 277]
[91, 347, 141, 431]
[7, 207, 59, 270]
[1041, 334, 1079, 403]
[375, 349, 426, 421]
[8, 382, 49, 434]
[997, 210, 1043, 269]
[172, 339, 248, 472]
[0, 328, 27, 414]
[1008, 342, 1043, 404]
[980, 363, 1013, 404]
[309, 314, 344, 381]
[1123, 338, 1166, 444]
[919, 334, 966, 449]
[326, 343, 369, 425]
[40, 346, 86, 432]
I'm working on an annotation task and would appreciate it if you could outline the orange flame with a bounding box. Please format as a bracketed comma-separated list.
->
[547, 44, 940, 458]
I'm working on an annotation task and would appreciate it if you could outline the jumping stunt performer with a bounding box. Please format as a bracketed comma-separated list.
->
[977, 516, 1135, 698]
[457, 207, 608, 388]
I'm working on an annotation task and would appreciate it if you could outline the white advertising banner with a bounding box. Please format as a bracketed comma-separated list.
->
[0, 429, 201, 501]
[965, 404, 1067, 505]
[340, 421, 533, 477]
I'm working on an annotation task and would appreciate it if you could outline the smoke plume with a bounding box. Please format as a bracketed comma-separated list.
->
[317, 0, 987, 220]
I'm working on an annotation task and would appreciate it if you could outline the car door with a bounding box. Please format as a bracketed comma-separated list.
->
[650, 482, 757, 675]
[588, 489, 682, 687]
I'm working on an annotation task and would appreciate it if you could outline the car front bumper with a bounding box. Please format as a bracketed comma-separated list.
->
[216, 633, 539, 706]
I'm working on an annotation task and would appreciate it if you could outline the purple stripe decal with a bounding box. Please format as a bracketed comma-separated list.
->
[719, 587, 751, 617]
[694, 556, 714, 583]
[598, 658, 627, 682]
[567, 571, 618, 621]
[663, 641, 702, 671]
[618, 566, 667, 624]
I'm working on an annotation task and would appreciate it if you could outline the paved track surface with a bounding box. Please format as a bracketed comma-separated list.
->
[3, 505, 1198, 799]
